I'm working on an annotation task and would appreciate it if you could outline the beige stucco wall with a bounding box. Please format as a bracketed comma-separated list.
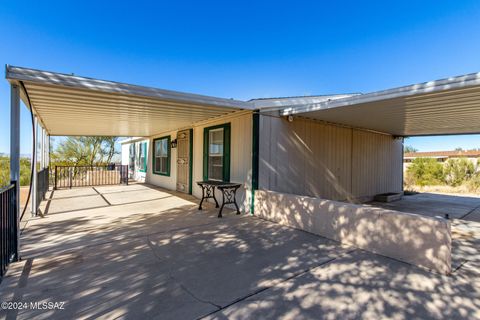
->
[259, 115, 403, 202]
[254, 189, 452, 274]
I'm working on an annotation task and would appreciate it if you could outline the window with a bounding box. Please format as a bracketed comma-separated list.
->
[203, 123, 230, 181]
[138, 142, 147, 172]
[153, 136, 170, 176]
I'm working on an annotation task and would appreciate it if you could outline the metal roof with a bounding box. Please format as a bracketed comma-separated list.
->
[281, 72, 480, 136]
[250, 94, 359, 109]
[7, 65, 480, 138]
[6, 65, 253, 136]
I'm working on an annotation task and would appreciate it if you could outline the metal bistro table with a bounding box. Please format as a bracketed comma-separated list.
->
[197, 180, 242, 218]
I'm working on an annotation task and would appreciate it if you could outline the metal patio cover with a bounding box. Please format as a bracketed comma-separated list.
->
[279, 72, 480, 136]
[6, 65, 480, 137]
[6, 66, 253, 137]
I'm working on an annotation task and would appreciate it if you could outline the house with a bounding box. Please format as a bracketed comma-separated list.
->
[7, 65, 480, 274]
[120, 94, 403, 212]
[404, 150, 480, 170]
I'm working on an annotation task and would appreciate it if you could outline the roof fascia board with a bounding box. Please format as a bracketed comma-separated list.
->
[281, 72, 480, 116]
[252, 94, 360, 110]
[6, 65, 253, 110]
[7, 77, 50, 134]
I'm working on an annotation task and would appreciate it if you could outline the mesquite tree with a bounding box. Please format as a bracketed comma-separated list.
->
[52, 136, 119, 167]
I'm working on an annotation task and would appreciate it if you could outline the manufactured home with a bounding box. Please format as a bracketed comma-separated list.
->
[121, 94, 403, 213]
[6, 65, 480, 275]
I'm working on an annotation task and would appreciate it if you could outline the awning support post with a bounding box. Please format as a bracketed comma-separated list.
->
[10, 84, 20, 261]
[31, 117, 38, 217]
[46, 134, 50, 168]
[40, 127, 45, 169]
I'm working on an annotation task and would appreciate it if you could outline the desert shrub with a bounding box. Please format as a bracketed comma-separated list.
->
[467, 171, 480, 192]
[0, 156, 32, 188]
[443, 158, 474, 187]
[406, 157, 444, 186]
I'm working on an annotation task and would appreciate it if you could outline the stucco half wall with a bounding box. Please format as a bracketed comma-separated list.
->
[254, 189, 452, 274]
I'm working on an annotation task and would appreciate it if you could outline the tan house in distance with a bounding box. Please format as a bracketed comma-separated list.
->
[404, 150, 480, 171]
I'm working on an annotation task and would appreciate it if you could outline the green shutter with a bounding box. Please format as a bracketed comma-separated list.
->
[203, 123, 231, 182]
[152, 136, 171, 176]
[189, 129, 193, 194]
[166, 136, 171, 176]
[203, 127, 209, 181]
[223, 123, 231, 182]
[251, 112, 260, 214]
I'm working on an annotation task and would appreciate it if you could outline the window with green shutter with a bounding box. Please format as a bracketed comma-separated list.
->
[153, 136, 170, 176]
[203, 123, 230, 182]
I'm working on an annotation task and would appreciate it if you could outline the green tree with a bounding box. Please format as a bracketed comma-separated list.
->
[53, 136, 119, 167]
[404, 145, 418, 153]
[0, 156, 32, 188]
[406, 158, 444, 186]
[443, 158, 474, 187]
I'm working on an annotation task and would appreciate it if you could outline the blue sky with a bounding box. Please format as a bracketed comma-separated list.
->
[1, 1, 480, 154]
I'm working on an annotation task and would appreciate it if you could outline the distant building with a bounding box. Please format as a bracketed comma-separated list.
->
[403, 150, 480, 170]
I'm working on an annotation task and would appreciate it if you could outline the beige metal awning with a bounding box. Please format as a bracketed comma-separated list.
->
[6, 66, 253, 137]
[280, 72, 480, 136]
[7, 65, 480, 138]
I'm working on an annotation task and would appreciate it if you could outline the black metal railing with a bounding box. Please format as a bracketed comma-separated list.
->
[36, 167, 49, 210]
[54, 165, 128, 189]
[1, 182, 18, 282]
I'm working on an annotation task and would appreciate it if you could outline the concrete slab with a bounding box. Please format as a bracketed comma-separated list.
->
[147, 218, 351, 307]
[49, 187, 98, 199]
[38, 193, 108, 216]
[368, 192, 480, 219]
[2, 184, 480, 319]
[210, 250, 480, 320]
[1, 184, 351, 319]
[100, 187, 174, 205]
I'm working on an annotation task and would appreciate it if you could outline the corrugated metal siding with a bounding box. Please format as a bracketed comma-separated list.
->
[351, 131, 403, 199]
[259, 115, 402, 202]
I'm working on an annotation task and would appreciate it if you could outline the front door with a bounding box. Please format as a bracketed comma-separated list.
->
[176, 129, 192, 194]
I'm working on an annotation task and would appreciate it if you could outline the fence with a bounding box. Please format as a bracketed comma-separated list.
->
[54, 165, 129, 189]
[36, 168, 49, 211]
[0, 182, 18, 282]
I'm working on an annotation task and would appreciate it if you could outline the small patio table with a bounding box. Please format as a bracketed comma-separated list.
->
[197, 180, 242, 218]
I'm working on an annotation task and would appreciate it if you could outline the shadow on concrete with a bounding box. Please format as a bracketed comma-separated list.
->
[1, 184, 479, 319]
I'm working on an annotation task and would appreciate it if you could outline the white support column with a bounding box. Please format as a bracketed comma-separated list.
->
[46, 134, 50, 168]
[31, 117, 38, 216]
[10, 84, 20, 261]
[39, 127, 43, 169]
[41, 127, 45, 169]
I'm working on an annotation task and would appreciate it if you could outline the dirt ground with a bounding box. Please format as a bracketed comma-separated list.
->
[406, 184, 480, 197]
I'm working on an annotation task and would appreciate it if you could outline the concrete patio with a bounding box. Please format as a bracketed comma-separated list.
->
[0, 184, 479, 319]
